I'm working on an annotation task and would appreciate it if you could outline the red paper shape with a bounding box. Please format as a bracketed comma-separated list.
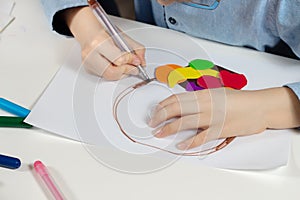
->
[197, 76, 223, 89]
[219, 70, 247, 89]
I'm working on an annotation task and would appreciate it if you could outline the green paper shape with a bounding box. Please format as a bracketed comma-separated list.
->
[189, 59, 214, 70]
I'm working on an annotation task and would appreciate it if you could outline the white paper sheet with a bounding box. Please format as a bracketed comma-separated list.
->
[0, 0, 15, 32]
[25, 27, 298, 170]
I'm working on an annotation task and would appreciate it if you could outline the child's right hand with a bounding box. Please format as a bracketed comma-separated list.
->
[63, 7, 146, 80]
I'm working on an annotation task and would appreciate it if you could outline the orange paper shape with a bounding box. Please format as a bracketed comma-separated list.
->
[155, 64, 182, 83]
[168, 67, 201, 88]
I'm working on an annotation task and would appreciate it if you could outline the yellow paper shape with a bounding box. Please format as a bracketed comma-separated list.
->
[199, 69, 219, 77]
[155, 64, 182, 83]
[168, 67, 201, 88]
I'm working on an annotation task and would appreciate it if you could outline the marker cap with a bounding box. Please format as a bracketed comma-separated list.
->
[0, 154, 21, 169]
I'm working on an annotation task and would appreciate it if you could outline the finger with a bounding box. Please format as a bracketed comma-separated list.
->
[84, 50, 130, 80]
[83, 49, 110, 77]
[149, 96, 203, 127]
[125, 36, 146, 66]
[150, 90, 212, 126]
[158, 91, 203, 109]
[95, 37, 141, 66]
[103, 63, 141, 79]
[102, 65, 129, 80]
[113, 52, 141, 67]
[123, 64, 139, 76]
[84, 43, 140, 79]
[177, 129, 210, 150]
[152, 113, 210, 138]
[176, 127, 229, 150]
[134, 48, 146, 67]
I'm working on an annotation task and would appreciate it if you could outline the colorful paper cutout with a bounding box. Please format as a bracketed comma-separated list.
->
[185, 82, 204, 91]
[154, 59, 247, 91]
[197, 76, 223, 89]
[199, 69, 219, 77]
[155, 64, 181, 83]
[219, 70, 247, 89]
[168, 67, 201, 88]
[189, 59, 214, 70]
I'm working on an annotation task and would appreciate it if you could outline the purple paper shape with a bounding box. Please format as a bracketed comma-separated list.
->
[185, 82, 204, 91]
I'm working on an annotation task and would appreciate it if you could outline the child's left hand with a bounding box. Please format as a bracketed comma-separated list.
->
[148, 87, 300, 150]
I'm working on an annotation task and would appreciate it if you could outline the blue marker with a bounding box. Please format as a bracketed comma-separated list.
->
[0, 98, 30, 117]
[0, 154, 21, 169]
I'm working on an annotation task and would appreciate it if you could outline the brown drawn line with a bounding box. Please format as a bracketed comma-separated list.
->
[112, 79, 235, 156]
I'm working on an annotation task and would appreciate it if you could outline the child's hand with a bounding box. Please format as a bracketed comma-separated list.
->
[64, 7, 146, 80]
[148, 87, 300, 150]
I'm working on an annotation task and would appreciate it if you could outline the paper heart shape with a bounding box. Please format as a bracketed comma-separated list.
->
[219, 70, 247, 89]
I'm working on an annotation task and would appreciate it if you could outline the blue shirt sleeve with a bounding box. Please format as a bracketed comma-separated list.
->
[40, 0, 88, 36]
[275, 1, 300, 58]
[285, 82, 300, 101]
[285, 82, 300, 129]
[134, 0, 155, 25]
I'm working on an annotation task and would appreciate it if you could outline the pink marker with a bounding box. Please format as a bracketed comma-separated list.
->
[33, 160, 65, 200]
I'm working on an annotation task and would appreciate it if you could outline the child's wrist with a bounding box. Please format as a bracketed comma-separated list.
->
[262, 87, 300, 129]
[63, 7, 106, 46]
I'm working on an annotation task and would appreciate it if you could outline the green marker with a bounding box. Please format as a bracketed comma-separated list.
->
[0, 116, 33, 128]
[189, 59, 214, 70]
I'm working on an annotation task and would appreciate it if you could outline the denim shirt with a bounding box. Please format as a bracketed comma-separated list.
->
[41, 0, 300, 100]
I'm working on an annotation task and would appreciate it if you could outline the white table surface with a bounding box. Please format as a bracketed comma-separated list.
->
[1, 0, 300, 199]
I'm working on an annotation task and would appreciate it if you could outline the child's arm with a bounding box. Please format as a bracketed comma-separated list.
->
[149, 87, 300, 150]
[62, 7, 146, 80]
[41, 0, 146, 80]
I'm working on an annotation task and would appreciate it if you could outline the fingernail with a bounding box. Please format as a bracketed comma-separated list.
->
[147, 105, 157, 126]
[148, 119, 153, 127]
[129, 67, 139, 75]
[132, 58, 141, 66]
[152, 128, 163, 137]
[148, 119, 157, 128]
[177, 141, 189, 150]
